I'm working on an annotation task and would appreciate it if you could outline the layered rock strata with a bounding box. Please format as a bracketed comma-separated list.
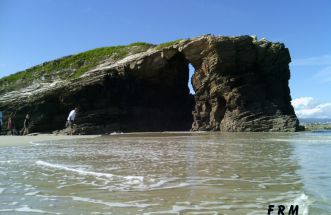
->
[0, 35, 300, 133]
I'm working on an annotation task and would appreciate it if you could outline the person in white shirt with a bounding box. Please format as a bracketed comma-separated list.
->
[66, 107, 78, 135]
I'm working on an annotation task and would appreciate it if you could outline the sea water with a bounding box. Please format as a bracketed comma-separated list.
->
[0, 132, 331, 214]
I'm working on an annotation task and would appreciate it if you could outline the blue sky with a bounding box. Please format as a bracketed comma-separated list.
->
[1, 0, 330, 118]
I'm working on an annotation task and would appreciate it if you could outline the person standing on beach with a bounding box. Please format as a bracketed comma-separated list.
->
[0, 111, 3, 135]
[66, 107, 78, 135]
[7, 112, 16, 135]
[22, 113, 31, 135]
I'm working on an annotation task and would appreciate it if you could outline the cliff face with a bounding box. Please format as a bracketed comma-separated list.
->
[0, 35, 299, 133]
[187, 36, 298, 131]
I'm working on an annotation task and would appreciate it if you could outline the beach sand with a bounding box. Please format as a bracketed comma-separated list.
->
[0, 134, 100, 147]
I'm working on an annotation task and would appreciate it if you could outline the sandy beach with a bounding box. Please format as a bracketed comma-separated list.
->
[0, 134, 100, 147]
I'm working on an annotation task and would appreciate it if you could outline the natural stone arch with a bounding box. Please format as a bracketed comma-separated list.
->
[0, 35, 300, 134]
[169, 35, 299, 131]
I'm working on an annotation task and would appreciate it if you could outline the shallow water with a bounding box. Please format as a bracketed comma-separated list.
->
[0, 132, 331, 214]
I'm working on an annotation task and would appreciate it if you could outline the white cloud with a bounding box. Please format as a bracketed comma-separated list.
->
[292, 97, 331, 118]
[292, 55, 331, 66]
[291, 97, 314, 109]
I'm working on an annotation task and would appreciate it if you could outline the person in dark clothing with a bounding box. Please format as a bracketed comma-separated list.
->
[0, 111, 3, 135]
[23, 114, 31, 135]
[7, 112, 16, 135]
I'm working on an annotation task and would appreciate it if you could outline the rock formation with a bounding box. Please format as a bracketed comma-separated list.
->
[0, 35, 300, 134]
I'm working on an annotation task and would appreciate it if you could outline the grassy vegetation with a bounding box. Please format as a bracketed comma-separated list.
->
[0, 39, 188, 94]
[155, 39, 183, 50]
[0, 42, 154, 93]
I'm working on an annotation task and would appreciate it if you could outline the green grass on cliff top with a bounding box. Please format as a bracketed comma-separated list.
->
[0, 42, 154, 93]
[155, 39, 183, 50]
[0, 39, 185, 94]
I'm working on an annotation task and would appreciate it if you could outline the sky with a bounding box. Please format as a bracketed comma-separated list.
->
[0, 0, 330, 118]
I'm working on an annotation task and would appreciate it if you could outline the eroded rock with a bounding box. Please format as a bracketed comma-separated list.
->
[0, 35, 300, 133]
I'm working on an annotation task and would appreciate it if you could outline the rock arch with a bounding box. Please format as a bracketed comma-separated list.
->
[0, 35, 300, 133]
[161, 35, 299, 131]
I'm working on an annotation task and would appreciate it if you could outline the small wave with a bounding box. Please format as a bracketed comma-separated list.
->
[36, 160, 143, 183]
[25, 191, 40, 196]
[71, 196, 156, 208]
[148, 182, 190, 191]
[110, 132, 124, 135]
[148, 179, 168, 189]
[36, 161, 194, 192]
[0, 160, 15, 164]
[291, 193, 309, 215]
[143, 203, 233, 215]
[36, 160, 115, 179]
[0, 205, 61, 214]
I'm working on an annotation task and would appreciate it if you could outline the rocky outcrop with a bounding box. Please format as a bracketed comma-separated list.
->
[186, 36, 299, 131]
[0, 35, 300, 134]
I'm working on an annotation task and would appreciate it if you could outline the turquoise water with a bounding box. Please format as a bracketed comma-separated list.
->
[0, 132, 331, 214]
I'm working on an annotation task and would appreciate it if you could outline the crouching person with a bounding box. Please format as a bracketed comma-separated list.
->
[66, 107, 78, 135]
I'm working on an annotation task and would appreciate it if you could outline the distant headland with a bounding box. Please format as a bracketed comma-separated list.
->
[0, 35, 301, 134]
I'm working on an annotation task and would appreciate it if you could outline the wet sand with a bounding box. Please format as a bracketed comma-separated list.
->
[2, 132, 325, 214]
[0, 134, 100, 147]
[1, 132, 331, 213]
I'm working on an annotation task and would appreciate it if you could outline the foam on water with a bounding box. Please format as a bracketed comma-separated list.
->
[36, 160, 196, 191]
[0, 205, 61, 214]
[71, 196, 157, 208]
[290, 193, 309, 215]
[36, 160, 114, 178]
[25, 191, 40, 196]
[36, 160, 144, 184]
[0, 160, 15, 164]
[110, 131, 124, 135]
[142, 203, 239, 215]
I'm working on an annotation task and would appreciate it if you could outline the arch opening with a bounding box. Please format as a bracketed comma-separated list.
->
[188, 63, 195, 95]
